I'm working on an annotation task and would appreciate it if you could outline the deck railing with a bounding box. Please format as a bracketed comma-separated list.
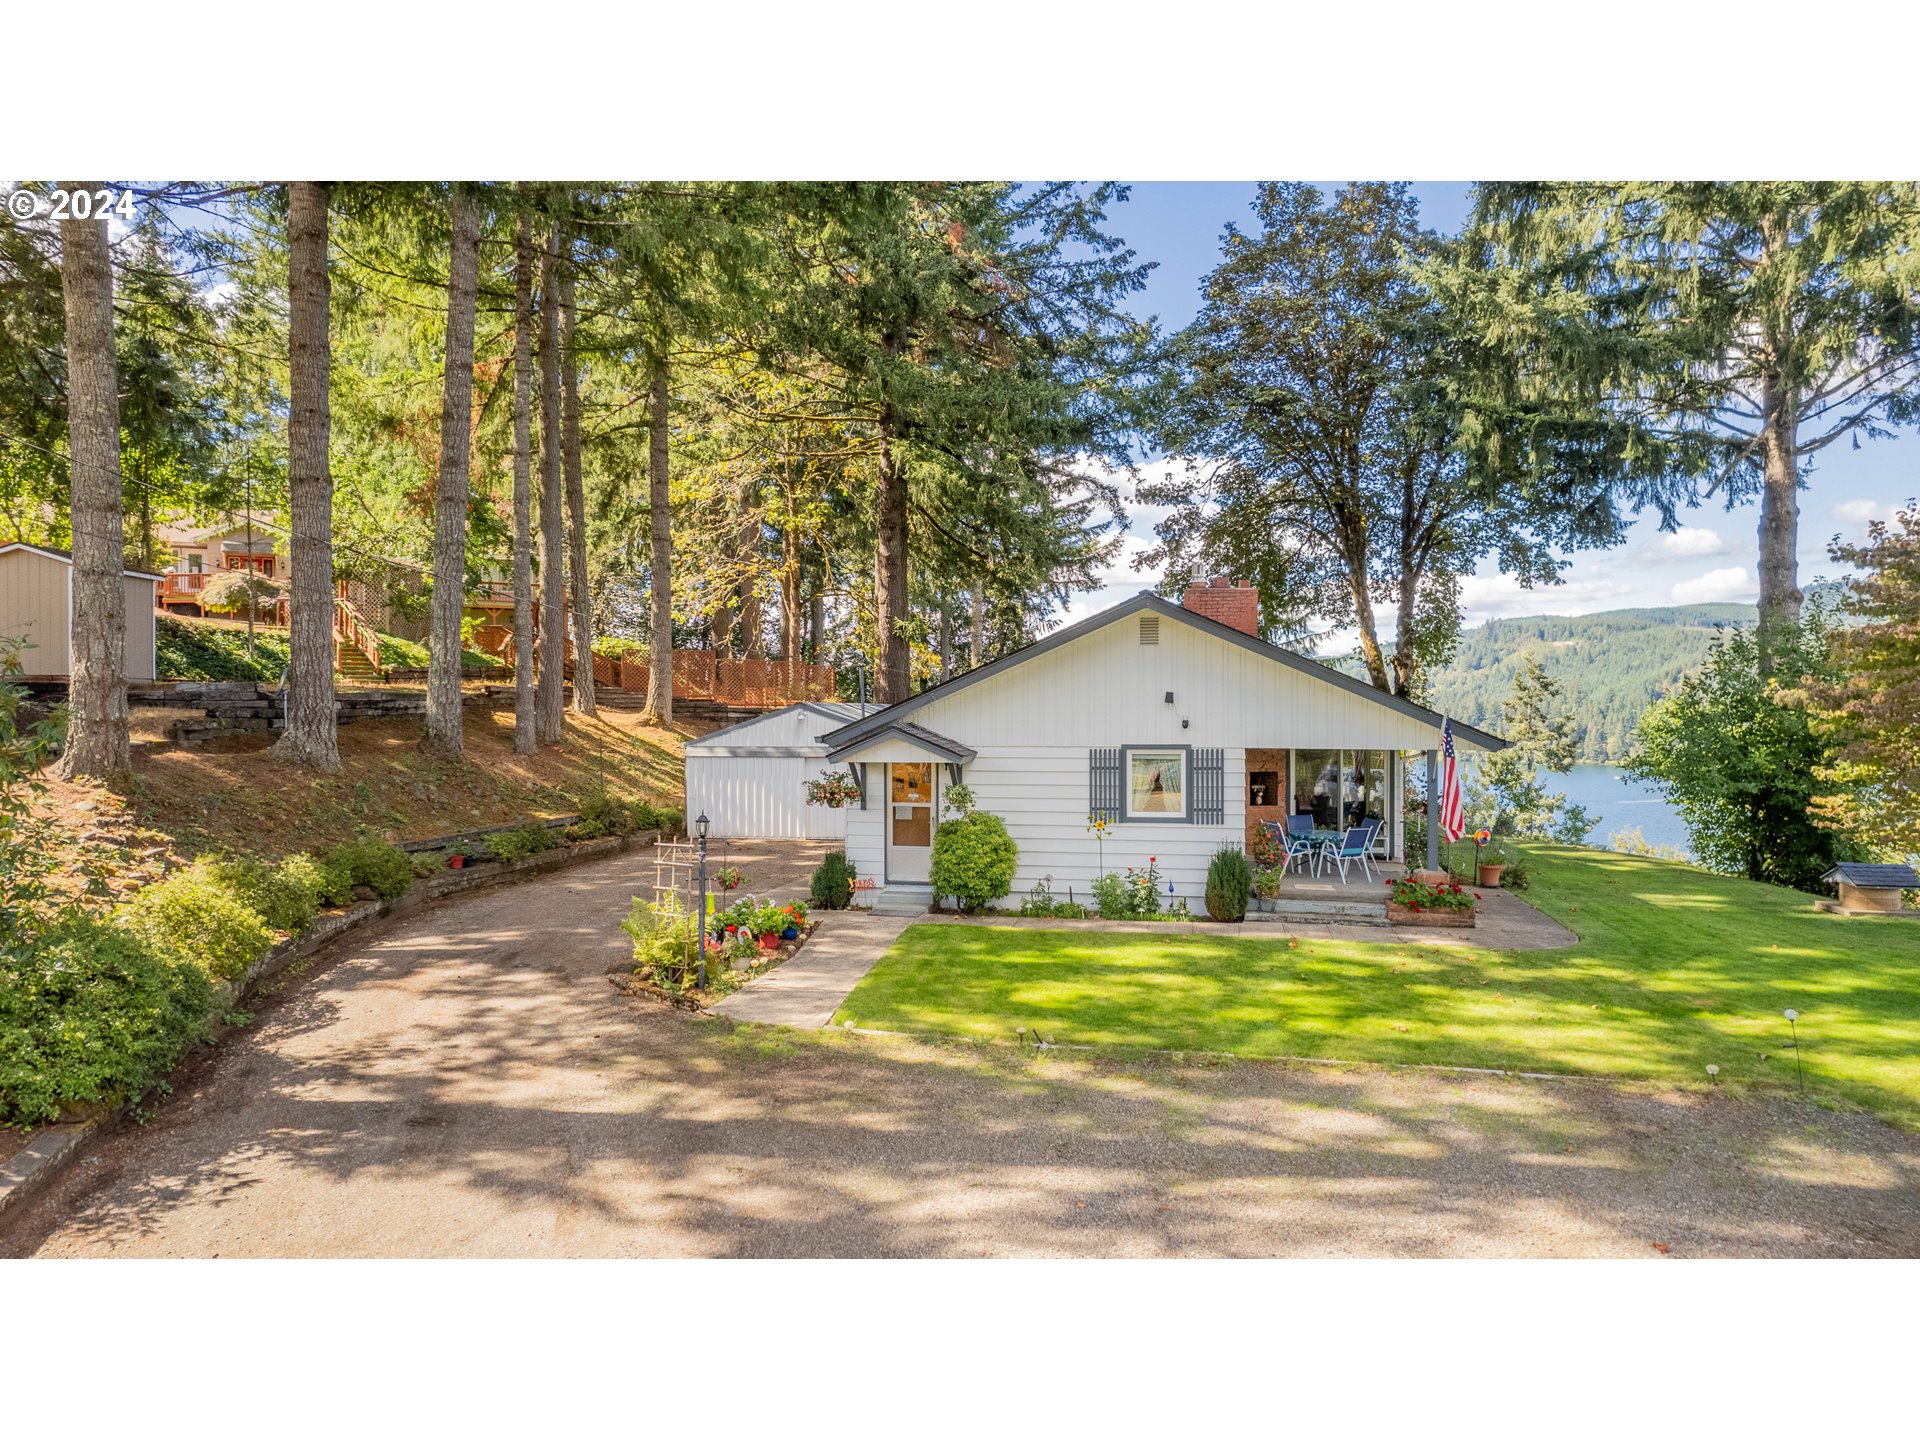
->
[333, 595, 383, 675]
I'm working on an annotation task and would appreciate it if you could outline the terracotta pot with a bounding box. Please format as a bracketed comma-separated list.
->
[1477, 863, 1505, 888]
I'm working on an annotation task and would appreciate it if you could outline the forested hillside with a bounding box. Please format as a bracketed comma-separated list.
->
[1423, 605, 1757, 761]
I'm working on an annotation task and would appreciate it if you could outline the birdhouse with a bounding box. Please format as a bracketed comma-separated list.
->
[1818, 863, 1920, 916]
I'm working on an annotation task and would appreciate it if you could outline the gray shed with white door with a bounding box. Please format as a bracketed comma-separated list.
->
[684, 701, 865, 839]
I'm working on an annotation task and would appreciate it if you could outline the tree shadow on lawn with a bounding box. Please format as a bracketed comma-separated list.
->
[837, 877, 1920, 1129]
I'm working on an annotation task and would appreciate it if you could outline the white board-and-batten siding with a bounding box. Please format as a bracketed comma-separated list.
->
[843, 605, 1451, 904]
[684, 703, 863, 840]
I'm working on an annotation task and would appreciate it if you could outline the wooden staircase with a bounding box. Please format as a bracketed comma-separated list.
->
[332, 595, 385, 681]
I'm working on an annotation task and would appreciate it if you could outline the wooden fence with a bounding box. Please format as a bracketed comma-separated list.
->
[608, 651, 835, 707]
[464, 638, 832, 709]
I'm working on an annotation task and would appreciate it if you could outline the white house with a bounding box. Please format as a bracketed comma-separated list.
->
[684, 701, 868, 839]
[0, 542, 160, 682]
[818, 581, 1505, 910]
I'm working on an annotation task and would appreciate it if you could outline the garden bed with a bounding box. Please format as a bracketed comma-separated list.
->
[1387, 901, 1475, 928]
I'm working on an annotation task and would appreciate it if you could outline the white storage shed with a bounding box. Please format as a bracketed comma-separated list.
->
[0, 541, 160, 682]
[684, 701, 866, 839]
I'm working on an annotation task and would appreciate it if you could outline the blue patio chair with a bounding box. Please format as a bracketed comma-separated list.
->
[1325, 825, 1377, 884]
[1262, 819, 1318, 877]
[1285, 813, 1314, 837]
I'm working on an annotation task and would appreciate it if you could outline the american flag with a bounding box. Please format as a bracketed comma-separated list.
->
[1439, 717, 1466, 844]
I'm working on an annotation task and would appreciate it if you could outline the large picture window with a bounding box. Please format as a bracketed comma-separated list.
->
[1126, 747, 1188, 819]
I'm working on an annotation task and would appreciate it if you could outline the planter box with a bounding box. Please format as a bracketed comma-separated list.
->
[1388, 901, 1476, 928]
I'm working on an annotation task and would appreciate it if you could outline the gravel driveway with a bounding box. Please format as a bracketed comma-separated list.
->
[7, 840, 1919, 1258]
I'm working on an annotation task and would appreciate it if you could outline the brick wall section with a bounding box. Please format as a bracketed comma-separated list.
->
[1181, 577, 1259, 636]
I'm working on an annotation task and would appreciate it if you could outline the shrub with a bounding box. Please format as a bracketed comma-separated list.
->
[321, 838, 414, 901]
[929, 811, 1018, 914]
[810, 852, 857, 910]
[0, 914, 218, 1126]
[573, 785, 638, 838]
[1204, 845, 1253, 922]
[620, 895, 699, 987]
[120, 863, 276, 982]
[201, 853, 326, 934]
[487, 822, 560, 863]
[1253, 865, 1285, 900]
[1091, 871, 1132, 920]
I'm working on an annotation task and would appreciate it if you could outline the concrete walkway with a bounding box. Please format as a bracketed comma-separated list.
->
[710, 912, 911, 1027]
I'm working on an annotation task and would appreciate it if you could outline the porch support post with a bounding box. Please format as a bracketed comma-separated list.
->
[1424, 748, 1440, 873]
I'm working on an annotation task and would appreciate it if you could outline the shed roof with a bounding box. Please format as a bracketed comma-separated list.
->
[0, 541, 163, 582]
[1822, 863, 1920, 889]
[683, 700, 865, 750]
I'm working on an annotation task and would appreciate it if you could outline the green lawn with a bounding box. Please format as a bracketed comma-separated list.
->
[834, 846, 1920, 1126]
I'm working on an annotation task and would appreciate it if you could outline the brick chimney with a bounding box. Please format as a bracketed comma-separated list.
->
[1180, 576, 1260, 636]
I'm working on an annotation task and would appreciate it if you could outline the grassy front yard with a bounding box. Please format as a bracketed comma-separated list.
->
[833, 846, 1920, 1127]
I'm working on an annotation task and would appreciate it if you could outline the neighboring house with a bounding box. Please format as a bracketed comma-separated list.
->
[153, 512, 283, 615]
[0, 541, 160, 681]
[816, 581, 1506, 909]
[684, 701, 868, 840]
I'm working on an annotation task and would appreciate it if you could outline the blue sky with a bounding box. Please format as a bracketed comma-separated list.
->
[1065, 181, 1918, 640]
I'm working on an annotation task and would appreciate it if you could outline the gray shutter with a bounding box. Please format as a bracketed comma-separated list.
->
[1192, 748, 1225, 824]
[1089, 747, 1122, 823]
[853, 763, 867, 810]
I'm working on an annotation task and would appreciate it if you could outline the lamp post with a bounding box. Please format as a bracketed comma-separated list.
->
[695, 812, 710, 990]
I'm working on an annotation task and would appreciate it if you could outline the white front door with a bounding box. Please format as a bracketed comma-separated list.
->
[885, 762, 937, 883]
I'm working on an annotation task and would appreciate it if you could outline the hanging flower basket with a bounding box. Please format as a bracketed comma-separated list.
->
[804, 769, 863, 808]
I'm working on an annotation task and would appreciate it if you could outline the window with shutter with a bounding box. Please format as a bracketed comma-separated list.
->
[1192, 748, 1225, 824]
[1089, 747, 1122, 823]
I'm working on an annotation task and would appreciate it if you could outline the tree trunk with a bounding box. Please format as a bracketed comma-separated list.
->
[937, 593, 953, 680]
[807, 566, 825, 661]
[737, 488, 763, 658]
[873, 405, 910, 702]
[511, 210, 537, 755]
[1756, 364, 1803, 668]
[423, 185, 480, 756]
[780, 526, 802, 658]
[55, 185, 131, 781]
[558, 232, 595, 717]
[534, 224, 566, 744]
[271, 182, 341, 773]
[644, 355, 674, 723]
[970, 583, 985, 669]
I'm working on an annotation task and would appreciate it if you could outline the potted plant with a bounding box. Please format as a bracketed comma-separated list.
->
[1478, 840, 1512, 889]
[752, 901, 789, 951]
[713, 864, 745, 892]
[447, 840, 478, 870]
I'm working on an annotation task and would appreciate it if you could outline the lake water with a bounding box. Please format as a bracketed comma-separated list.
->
[1558, 764, 1691, 856]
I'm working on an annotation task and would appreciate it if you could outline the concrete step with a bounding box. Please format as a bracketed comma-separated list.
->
[1248, 898, 1389, 927]
[868, 884, 934, 916]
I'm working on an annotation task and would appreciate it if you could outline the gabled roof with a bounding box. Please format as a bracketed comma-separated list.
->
[819, 591, 1508, 752]
[826, 719, 977, 765]
[683, 700, 865, 749]
[0, 541, 163, 582]
[1822, 862, 1920, 889]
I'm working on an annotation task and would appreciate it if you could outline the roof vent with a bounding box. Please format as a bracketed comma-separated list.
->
[1139, 614, 1160, 645]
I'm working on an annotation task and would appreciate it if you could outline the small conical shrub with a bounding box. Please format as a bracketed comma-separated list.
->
[1204, 844, 1253, 922]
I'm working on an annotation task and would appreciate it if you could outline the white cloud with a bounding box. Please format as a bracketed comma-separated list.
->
[1659, 526, 1731, 558]
[1456, 570, 1635, 624]
[1834, 499, 1887, 525]
[1670, 566, 1755, 605]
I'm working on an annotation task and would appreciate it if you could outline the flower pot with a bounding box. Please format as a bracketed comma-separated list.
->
[757, 933, 781, 952]
[1477, 863, 1505, 888]
[781, 925, 799, 941]
[448, 855, 465, 869]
